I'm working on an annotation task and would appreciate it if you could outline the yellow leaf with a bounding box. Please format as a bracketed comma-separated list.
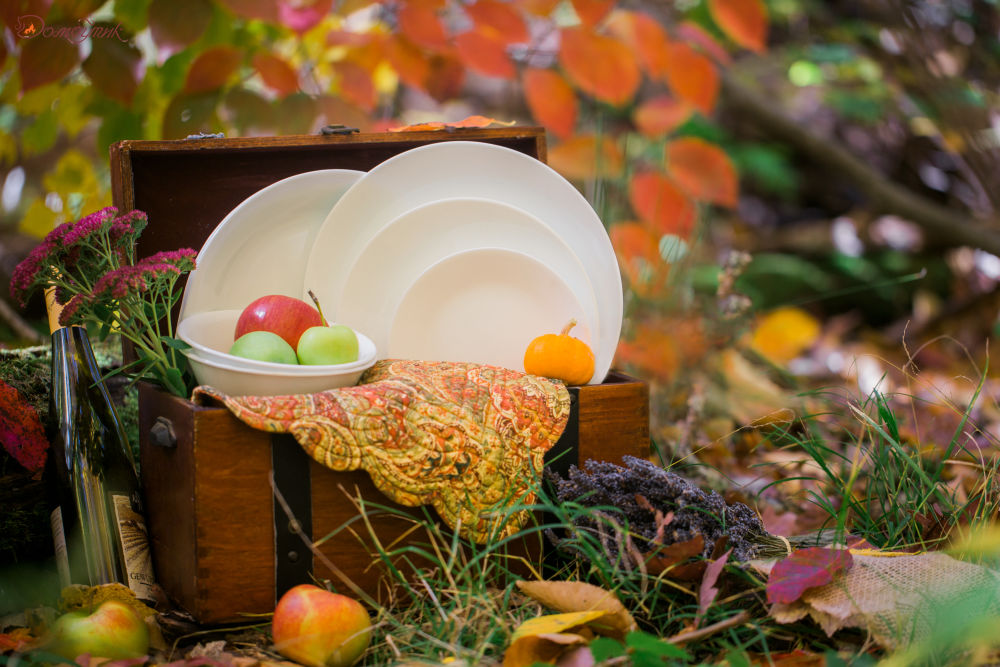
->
[750, 306, 820, 364]
[19, 198, 60, 239]
[42, 149, 99, 201]
[0, 131, 17, 167]
[516, 580, 637, 639]
[504, 611, 606, 667]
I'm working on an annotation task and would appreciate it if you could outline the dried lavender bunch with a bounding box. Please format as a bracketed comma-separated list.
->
[547, 456, 770, 564]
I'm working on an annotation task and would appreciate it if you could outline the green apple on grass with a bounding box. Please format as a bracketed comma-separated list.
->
[230, 330, 299, 364]
[297, 291, 359, 365]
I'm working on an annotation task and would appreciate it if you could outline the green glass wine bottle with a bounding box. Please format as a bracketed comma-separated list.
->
[45, 288, 156, 605]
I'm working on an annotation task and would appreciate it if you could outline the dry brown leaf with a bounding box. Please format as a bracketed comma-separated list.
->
[503, 611, 605, 667]
[645, 534, 705, 580]
[515, 580, 637, 639]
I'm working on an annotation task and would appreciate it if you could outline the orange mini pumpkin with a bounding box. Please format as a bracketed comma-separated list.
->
[523, 319, 595, 385]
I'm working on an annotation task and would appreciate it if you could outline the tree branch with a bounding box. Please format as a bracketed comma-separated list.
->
[720, 74, 1000, 257]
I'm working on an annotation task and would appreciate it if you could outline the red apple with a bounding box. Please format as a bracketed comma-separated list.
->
[272, 584, 372, 667]
[235, 294, 323, 349]
[40, 599, 149, 660]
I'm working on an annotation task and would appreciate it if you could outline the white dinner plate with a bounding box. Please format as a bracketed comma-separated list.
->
[334, 197, 599, 368]
[302, 141, 622, 383]
[179, 169, 364, 321]
[387, 248, 590, 374]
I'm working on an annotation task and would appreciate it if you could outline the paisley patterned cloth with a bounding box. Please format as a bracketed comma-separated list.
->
[192, 359, 571, 543]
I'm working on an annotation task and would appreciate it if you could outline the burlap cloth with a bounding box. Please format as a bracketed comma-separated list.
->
[193, 359, 570, 543]
[755, 551, 1000, 648]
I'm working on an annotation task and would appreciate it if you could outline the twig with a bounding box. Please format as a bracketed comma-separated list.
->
[0, 298, 44, 344]
[664, 610, 750, 646]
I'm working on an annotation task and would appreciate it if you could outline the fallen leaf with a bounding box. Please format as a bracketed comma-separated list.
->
[665, 136, 739, 207]
[504, 611, 606, 667]
[455, 29, 515, 79]
[516, 580, 637, 639]
[0, 378, 48, 474]
[717, 348, 797, 425]
[465, 0, 530, 44]
[708, 0, 768, 52]
[697, 548, 732, 624]
[252, 52, 299, 97]
[0, 627, 33, 652]
[628, 171, 697, 238]
[547, 134, 623, 181]
[644, 534, 705, 579]
[633, 96, 691, 137]
[766, 547, 853, 605]
[663, 42, 719, 114]
[614, 319, 680, 380]
[389, 115, 515, 131]
[398, 2, 450, 52]
[523, 68, 577, 140]
[559, 27, 640, 107]
[750, 307, 821, 364]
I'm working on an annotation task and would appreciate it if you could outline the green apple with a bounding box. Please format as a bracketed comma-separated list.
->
[230, 330, 298, 364]
[296, 325, 359, 365]
[41, 599, 149, 660]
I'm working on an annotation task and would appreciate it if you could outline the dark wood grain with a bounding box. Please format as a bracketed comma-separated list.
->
[577, 371, 650, 465]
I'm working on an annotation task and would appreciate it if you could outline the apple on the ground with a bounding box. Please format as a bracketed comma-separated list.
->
[235, 295, 322, 349]
[41, 599, 149, 660]
[296, 324, 359, 365]
[230, 330, 298, 364]
[271, 584, 372, 667]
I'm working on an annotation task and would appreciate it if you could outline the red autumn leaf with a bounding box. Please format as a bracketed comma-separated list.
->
[516, 0, 560, 16]
[334, 61, 376, 111]
[2, 0, 52, 33]
[149, 0, 212, 60]
[570, 0, 615, 28]
[523, 68, 577, 140]
[19, 30, 78, 92]
[252, 52, 299, 97]
[217, 0, 279, 21]
[708, 0, 768, 53]
[425, 53, 465, 102]
[465, 0, 529, 45]
[398, 2, 450, 52]
[676, 20, 732, 65]
[559, 27, 639, 107]
[278, 0, 333, 33]
[0, 380, 48, 475]
[605, 10, 670, 79]
[666, 137, 739, 207]
[697, 548, 731, 624]
[386, 35, 431, 91]
[633, 95, 691, 137]
[184, 46, 242, 94]
[455, 29, 515, 79]
[629, 171, 697, 238]
[645, 534, 705, 579]
[766, 547, 854, 605]
[547, 134, 623, 181]
[663, 42, 719, 115]
[0, 627, 33, 652]
[82, 27, 143, 106]
[406, 0, 446, 8]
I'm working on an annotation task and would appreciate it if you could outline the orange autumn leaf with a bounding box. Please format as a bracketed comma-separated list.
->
[559, 27, 640, 107]
[665, 137, 738, 207]
[547, 134, 623, 181]
[633, 95, 691, 137]
[426, 53, 466, 101]
[663, 42, 719, 114]
[570, 0, 615, 28]
[750, 307, 820, 364]
[465, 0, 530, 45]
[516, 0, 561, 16]
[455, 29, 515, 79]
[629, 171, 697, 238]
[334, 61, 376, 111]
[389, 115, 515, 131]
[610, 222, 663, 295]
[614, 322, 680, 380]
[523, 68, 577, 140]
[327, 29, 374, 48]
[708, 0, 768, 53]
[398, 2, 450, 52]
[386, 35, 431, 90]
[676, 20, 732, 65]
[184, 45, 241, 94]
[605, 10, 670, 79]
[252, 52, 298, 97]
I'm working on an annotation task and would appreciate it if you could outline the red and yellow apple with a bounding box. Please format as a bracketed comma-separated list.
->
[234, 295, 322, 349]
[271, 584, 372, 667]
[40, 599, 149, 660]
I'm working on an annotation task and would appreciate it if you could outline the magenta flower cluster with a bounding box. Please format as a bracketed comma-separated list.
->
[11, 207, 198, 397]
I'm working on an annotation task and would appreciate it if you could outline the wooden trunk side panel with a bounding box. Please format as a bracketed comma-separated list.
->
[138, 386, 198, 613]
[577, 379, 649, 465]
[191, 413, 276, 622]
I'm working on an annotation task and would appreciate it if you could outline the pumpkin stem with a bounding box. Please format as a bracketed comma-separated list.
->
[560, 319, 578, 336]
[307, 289, 328, 327]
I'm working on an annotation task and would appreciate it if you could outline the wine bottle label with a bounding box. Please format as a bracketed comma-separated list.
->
[111, 494, 156, 601]
[50, 507, 71, 589]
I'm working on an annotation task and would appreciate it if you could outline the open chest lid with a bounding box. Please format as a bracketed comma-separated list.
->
[109, 127, 546, 259]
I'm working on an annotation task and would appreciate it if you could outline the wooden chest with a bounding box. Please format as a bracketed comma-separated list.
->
[109, 129, 649, 624]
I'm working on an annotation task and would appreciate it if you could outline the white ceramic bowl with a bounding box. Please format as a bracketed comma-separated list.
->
[183, 349, 374, 397]
[177, 309, 376, 373]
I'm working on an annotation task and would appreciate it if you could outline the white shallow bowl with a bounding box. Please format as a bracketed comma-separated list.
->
[177, 309, 376, 373]
[184, 349, 373, 397]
